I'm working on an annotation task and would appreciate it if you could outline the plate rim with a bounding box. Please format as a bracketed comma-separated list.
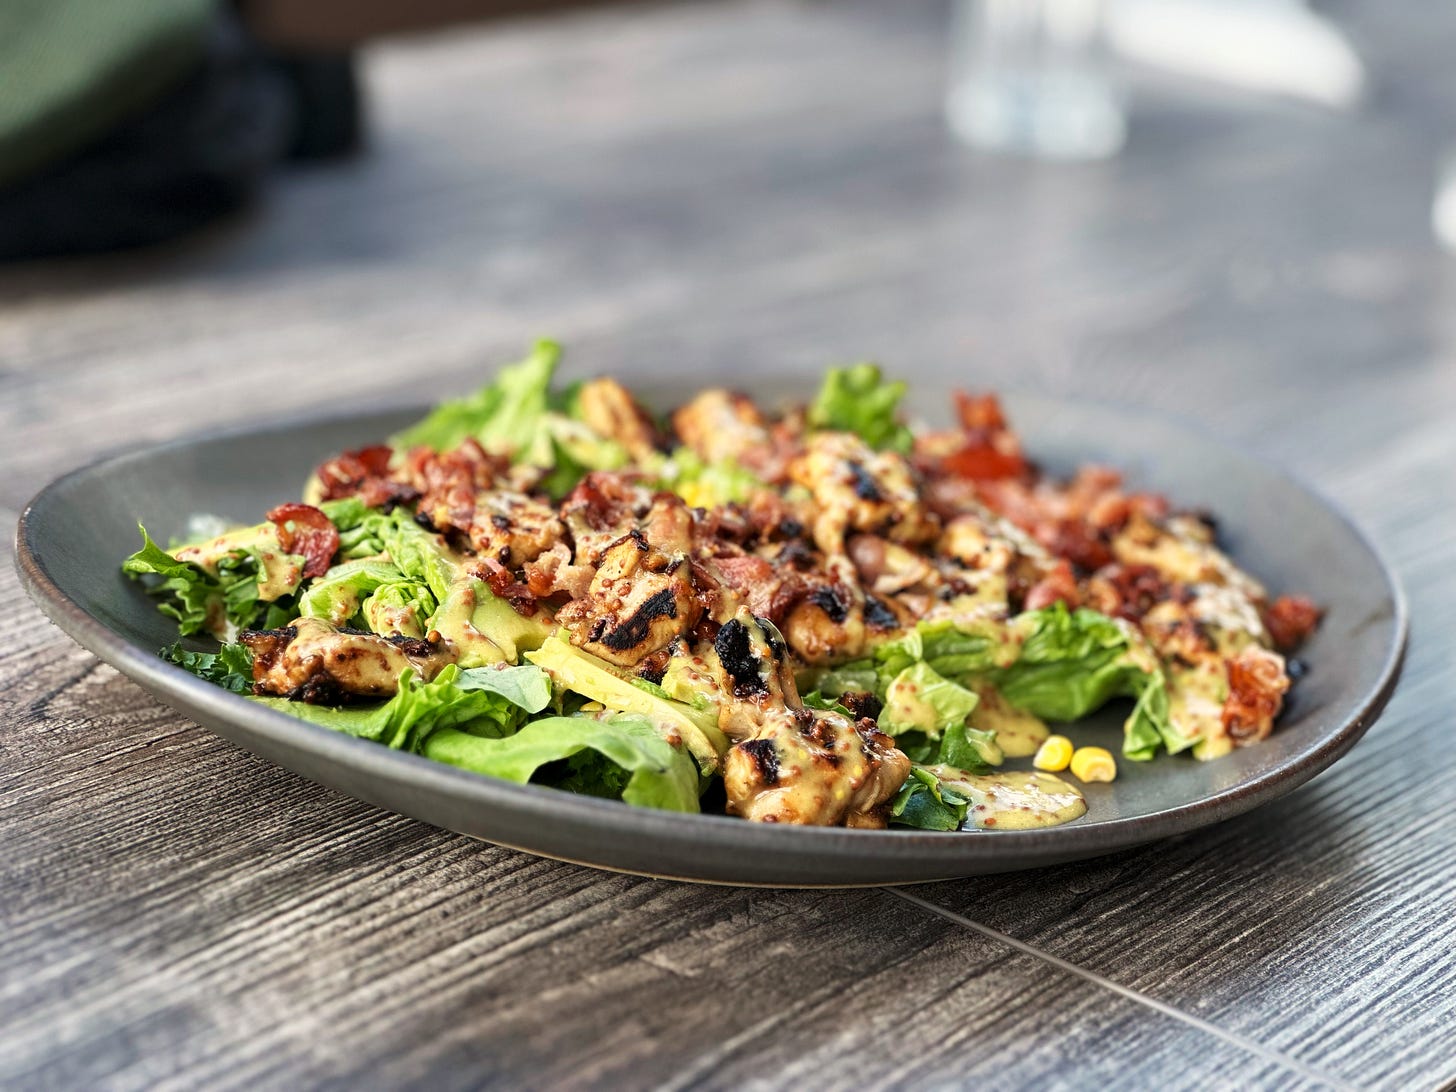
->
[12, 396, 1409, 879]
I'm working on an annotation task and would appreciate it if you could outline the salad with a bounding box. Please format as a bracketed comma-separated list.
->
[123, 342, 1320, 831]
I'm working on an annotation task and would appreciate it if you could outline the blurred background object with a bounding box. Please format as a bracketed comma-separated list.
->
[946, 0, 1127, 161]
[944, 0, 1366, 162]
[1105, 0, 1364, 110]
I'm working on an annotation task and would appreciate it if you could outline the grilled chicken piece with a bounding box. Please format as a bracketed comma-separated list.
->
[556, 497, 704, 668]
[723, 707, 910, 827]
[788, 432, 938, 557]
[560, 471, 656, 565]
[671, 389, 771, 466]
[576, 377, 662, 462]
[469, 490, 566, 568]
[242, 617, 453, 702]
[847, 533, 934, 596]
[706, 610, 799, 726]
[1112, 512, 1265, 600]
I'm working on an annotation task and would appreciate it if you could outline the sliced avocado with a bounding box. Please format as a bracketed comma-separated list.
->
[660, 653, 723, 712]
[527, 634, 728, 772]
[430, 576, 553, 667]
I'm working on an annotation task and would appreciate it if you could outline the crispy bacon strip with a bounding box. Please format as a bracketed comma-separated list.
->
[1262, 595, 1322, 651]
[1222, 649, 1290, 744]
[266, 502, 339, 578]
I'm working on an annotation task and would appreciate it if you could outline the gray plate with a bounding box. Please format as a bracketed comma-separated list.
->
[14, 392, 1406, 885]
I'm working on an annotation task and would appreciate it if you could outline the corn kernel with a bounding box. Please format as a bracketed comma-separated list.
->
[1032, 734, 1074, 772]
[1070, 746, 1117, 783]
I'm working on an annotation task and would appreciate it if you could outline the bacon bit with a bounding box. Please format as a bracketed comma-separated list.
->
[1128, 492, 1171, 522]
[1262, 595, 1323, 651]
[1086, 563, 1171, 622]
[314, 444, 394, 501]
[1040, 519, 1113, 573]
[1025, 559, 1080, 611]
[1222, 649, 1290, 744]
[266, 503, 340, 578]
[954, 391, 1009, 433]
[408, 439, 504, 533]
[942, 441, 1027, 482]
[473, 557, 539, 616]
[564, 471, 642, 531]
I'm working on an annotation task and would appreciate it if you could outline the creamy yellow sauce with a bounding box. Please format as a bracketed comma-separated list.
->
[969, 683, 1049, 758]
[926, 765, 1088, 830]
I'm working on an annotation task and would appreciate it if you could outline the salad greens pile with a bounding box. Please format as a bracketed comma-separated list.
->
[125, 342, 1196, 830]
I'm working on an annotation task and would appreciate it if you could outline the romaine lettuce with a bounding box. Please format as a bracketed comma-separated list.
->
[991, 604, 1175, 761]
[123, 525, 297, 636]
[424, 715, 701, 812]
[252, 663, 552, 752]
[390, 339, 561, 456]
[807, 363, 913, 453]
[161, 642, 254, 693]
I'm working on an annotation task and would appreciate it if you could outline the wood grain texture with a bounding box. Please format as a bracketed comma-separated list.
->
[2, 0, 1453, 1087]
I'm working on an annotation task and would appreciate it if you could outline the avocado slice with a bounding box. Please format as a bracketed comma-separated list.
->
[527, 634, 727, 772]
[430, 576, 553, 667]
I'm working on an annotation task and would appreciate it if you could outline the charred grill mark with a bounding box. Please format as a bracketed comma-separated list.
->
[848, 461, 882, 501]
[491, 513, 512, 530]
[838, 690, 883, 721]
[863, 595, 898, 630]
[636, 648, 671, 685]
[285, 675, 348, 704]
[239, 626, 297, 679]
[739, 738, 780, 786]
[808, 584, 852, 624]
[715, 618, 768, 698]
[778, 541, 815, 570]
[628, 527, 649, 551]
[600, 587, 679, 651]
[755, 616, 788, 662]
[383, 634, 439, 658]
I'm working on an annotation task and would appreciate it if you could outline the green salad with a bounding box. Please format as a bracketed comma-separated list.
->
[124, 342, 1317, 831]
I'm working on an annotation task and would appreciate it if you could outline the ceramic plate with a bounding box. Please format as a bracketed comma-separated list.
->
[15, 391, 1406, 885]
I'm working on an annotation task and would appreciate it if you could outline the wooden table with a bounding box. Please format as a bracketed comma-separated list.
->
[3, 2, 1452, 1087]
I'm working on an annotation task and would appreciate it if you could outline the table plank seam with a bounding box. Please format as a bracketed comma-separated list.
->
[885, 889, 1356, 1091]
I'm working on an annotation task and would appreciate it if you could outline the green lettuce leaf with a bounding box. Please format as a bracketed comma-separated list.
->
[123, 526, 221, 635]
[122, 526, 233, 636]
[378, 510, 460, 602]
[298, 559, 406, 627]
[362, 581, 438, 640]
[991, 603, 1174, 761]
[424, 715, 700, 812]
[161, 642, 254, 693]
[873, 619, 1006, 691]
[653, 447, 764, 508]
[321, 497, 391, 559]
[878, 661, 979, 739]
[890, 766, 972, 831]
[390, 339, 561, 456]
[807, 659, 880, 700]
[807, 363, 913, 452]
[252, 663, 551, 752]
